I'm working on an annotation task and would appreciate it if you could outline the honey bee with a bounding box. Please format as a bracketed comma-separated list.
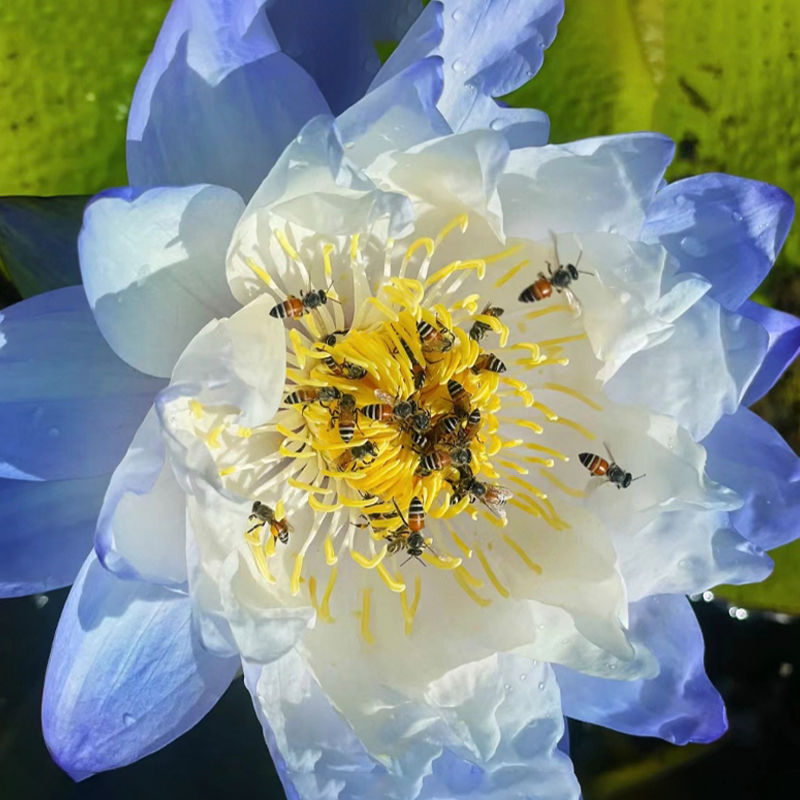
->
[410, 429, 433, 454]
[337, 441, 379, 471]
[270, 288, 333, 319]
[434, 414, 461, 440]
[320, 332, 368, 380]
[448, 467, 513, 519]
[247, 501, 293, 544]
[461, 408, 482, 443]
[416, 446, 471, 476]
[518, 237, 591, 306]
[417, 317, 455, 354]
[364, 390, 431, 433]
[579, 443, 644, 489]
[447, 379, 471, 419]
[284, 385, 341, 414]
[393, 329, 427, 390]
[329, 394, 359, 443]
[471, 353, 507, 374]
[385, 497, 429, 565]
[469, 303, 505, 342]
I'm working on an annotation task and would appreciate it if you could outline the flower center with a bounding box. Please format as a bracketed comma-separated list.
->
[197, 215, 604, 640]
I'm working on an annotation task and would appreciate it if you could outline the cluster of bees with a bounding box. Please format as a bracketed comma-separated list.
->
[247, 256, 642, 562]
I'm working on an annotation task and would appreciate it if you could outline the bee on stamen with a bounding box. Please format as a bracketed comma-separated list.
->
[448, 466, 513, 520]
[384, 497, 435, 566]
[320, 331, 368, 380]
[270, 287, 336, 319]
[469, 303, 505, 342]
[417, 317, 455, 354]
[337, 441, 379, 471]
[416, 446, 471, 476]
[284, 385, 341, 415]
[329, 394, 359, 443]
[392, 328, 427, 390]
[447, 379, 472, 419]
[471, 353, 507, 374]
[247, 501, 293, 544]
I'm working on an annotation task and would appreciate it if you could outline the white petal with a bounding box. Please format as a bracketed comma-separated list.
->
[499, 134, 675, 242]
[79, 185, 243, 378]
[605, 296, 768, 439]
[96, 407, 187, 586]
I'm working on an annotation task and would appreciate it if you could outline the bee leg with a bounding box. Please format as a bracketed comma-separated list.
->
[246, 523, 263, 534]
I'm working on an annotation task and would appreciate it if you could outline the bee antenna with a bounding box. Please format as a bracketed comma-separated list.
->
[577, 270, 595, 277]
[630, 473, 647, 483]
[401, 554, 427, 567]
[548, 228, 562, 267]
[392, 498, 409, 528]
[574, 249, 583, 269]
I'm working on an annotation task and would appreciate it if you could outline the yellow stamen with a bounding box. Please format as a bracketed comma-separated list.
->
[496, 457, 528, 475]
[244, 256, 272, 286]
[524, 442, 570, 461]
[421, 551, 462, 569]
[400, 237, 434, 278]
[275, 229, 301, 263]
[219, 466, 236, 477]
[376, 563, 406, 592]
[248, 542, 276, 584]
[525, 305, 571, 320]
[502, 534, 543, 574]
[542, 383, 603, 410]
[400, 574, 422, 635]
[359, 589, 375, 645]
[318, 567, 337, 622]
[324, 536, 337, 565]
[434, 213, 469, 248]
[322, 243, 335, 281]
[538, 333, 587, 348]
[482, 243, 524, 264]
[453, 567, 491, 607]
[350, 546, 388, 569]
[539, 469, 585, 498]
[308, 497, 344, 513]
[474, 545, 510, 598]
[367, 296, 399, 321]
[290, 553, 304, 596]
[288, 478, 331, 495]
[493, 259, 529, 289]
[288, 329, 306, 369]
[553, 416, 596, 440]
[189, 400, 204, 419]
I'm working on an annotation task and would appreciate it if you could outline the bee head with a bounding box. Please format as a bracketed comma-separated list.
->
[621, 472, 633, 489]
[412, 410, 431, 432]
[567, 264, 579, 280]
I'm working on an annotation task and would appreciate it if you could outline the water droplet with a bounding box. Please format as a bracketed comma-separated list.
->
[608, 663, 617, 671]
[452, 8, 464, 21]
[735, 607, 749, 620]
[122, 713, 136, 727]
[452, 58, 466, 73]
[490, 119, 503, 131]
[537, 624, 545, 631]
[537, 682, 545, 691]
[675, 195, 688, 207]
[520, 673, 527, 681]
[703, 590, 715, 602]
[680, 235, 709, 258]
[344, 141, 355, 149]
[504, 683, 511, 690]
[48, 427, 60, 438]
[731, 211, 743, 223]
[678, 558, 689, 569]
[33, 594, 48, 609]
[296, 133, 304, 144]
[728, 605, 739, 618]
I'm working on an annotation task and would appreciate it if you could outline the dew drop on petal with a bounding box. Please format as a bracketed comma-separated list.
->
[122, 713, 136, 727]
[33, 594, 48, 609]
[538, 682, 545, 690]
[520, 673, 527, 681]
[680, 235, 710, 257]
[490, 119, 503, 131]
[452, 8, 464, 21]
[452, 58, 466, 73]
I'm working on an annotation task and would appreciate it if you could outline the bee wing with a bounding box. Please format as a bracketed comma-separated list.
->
[374, 388, 395, 405]
[565, 287, 583, 317]
[480, 496, 508, 520]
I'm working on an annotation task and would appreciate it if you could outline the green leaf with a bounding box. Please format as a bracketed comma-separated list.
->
[714, 538, 800, 615]
[0, 196, 89, 298]
[0, 0, 171, 197]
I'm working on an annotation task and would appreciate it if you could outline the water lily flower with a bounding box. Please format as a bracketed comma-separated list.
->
[2, 1, 799, 798]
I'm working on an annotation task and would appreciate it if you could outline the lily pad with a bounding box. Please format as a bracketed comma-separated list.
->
[0, 0, 171, 196]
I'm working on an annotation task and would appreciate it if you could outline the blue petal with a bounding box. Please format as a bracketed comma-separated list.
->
[0, 475, 107, 597]
[376, 0, 563, 145]
[42, 553, 239, 779]
[739, 300, 800, 405]
[555, 595, 727, 745]
[0, 287, 164, 481]
[79, 184, 243, 378]
[642, 173, 795, 311]
[704, 407, 800, 550]
[337, 56, 451, 168]
[0, 196, 87, 298]
[265, 0, 423, 115]
[127, 0, 330, 200]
